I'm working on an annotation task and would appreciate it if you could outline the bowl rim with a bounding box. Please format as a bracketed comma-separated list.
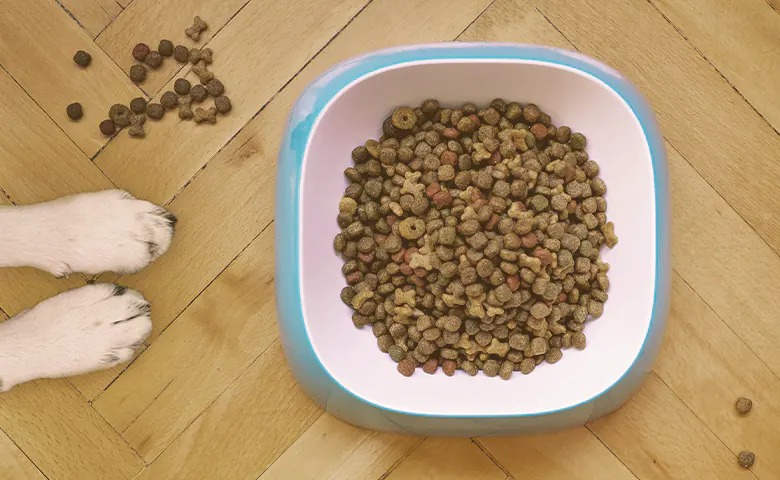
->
[275, 42, 671, 419]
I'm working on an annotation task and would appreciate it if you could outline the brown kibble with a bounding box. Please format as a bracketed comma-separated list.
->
[129, 64, 147, 83]
[483, 359, 500, 377]
[205, 79, 225, 97]
[189, 47, 213, 65]
[129, 97, 147, 114]
[73, 50, 91, 67]
[99, 119, 115, 136]
[146, 103, 165, 120]
[108, 104, 131, 127]
[158, 40, 174, 57]
[738, 451, 755, 468]
[191, 61, 214, 84]
[185, 16, 208, 41]
[145, 51, 163, 69]
[397, 358, 417, 377]
[194, 106, 217, 124]
[179, 95, 194, 120]
[66, 103, 83, 120]
[735, 397, 752, 415]
[160, 91, 178, 109]
[128, 114, 145, 138]
[523, 104, 541, 123]
[530, 123, 548, 140]
[173, 45, 189, 63]
[190, 84, 208, 103]
[132, 43, 150, 62]
[423, 358, 439, 374]
[174, 78, 191, 95]
[214, 96, 232, 114]
[442, 360, 457, 376]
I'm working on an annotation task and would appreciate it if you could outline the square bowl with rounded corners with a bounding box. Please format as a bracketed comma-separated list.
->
[275, 43, 670, 436]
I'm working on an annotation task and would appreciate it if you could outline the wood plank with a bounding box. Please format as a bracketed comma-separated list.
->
[260, 414, 420, 480]
[0, 427, 44, 480]
[96, 0, 254, 94]
[589, 374, 754, 480]
[0, 0, 144, 157]
[94, 0, 370, 206]
[459, 0, 570, 47]
[478, 429, 636, 479]
[0, 379, 143, 480]
[651, 0, 780, 131]
[57, 0, 125, 38]
[135, 342, 321, 478]
[658, 273, 780, 479]
[94, 228, 277, 461]
[106, 0, 493, 339]
[383, 438, 506, 480]
[69, 344, 146, 402]
[531, 0, 780, 255]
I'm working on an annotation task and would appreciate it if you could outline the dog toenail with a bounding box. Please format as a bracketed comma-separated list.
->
[112, 285, 128, 296]
[163, 211, 178, 227]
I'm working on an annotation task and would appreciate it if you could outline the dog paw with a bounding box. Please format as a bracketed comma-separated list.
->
[0, 284, 152, 391]
[17, 189, 176, 276]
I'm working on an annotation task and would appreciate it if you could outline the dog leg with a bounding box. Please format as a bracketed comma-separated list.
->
[0, 284, 151, 391]
[0, 189, 176, 276]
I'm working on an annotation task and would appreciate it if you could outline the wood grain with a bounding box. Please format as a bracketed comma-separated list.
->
[0, 0, 144, 156]
[259, 415, 420, 480]
[94, 0, 370, 206]
[0, 427, 43, 480]
[0, 379, 143, 480]
[94, 228, 277, 461]
[532, 0, 780, 255]
[651, 0, 780, 131]
[478, 429, 636, 479]
[134, 342, 321, 479]
[384, 438, 506, 480]
[57, 0, 125, 38]
[589, 374, 754, 480]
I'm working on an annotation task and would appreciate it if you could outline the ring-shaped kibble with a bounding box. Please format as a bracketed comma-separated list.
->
[391, 107, 417, 130]
[398, 217, 425, 240]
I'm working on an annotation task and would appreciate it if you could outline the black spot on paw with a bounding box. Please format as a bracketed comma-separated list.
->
[147, 241, 160, 258]
[113, 285, 128, 296]
[163, 211, 178, 227]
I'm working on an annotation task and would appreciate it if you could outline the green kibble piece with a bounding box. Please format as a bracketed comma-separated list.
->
[398, 217, 425, 240]
[388, 345, 406, 362]
[569, 132, 587, 150]
[519, 358, 535, 374]
[482, 359, 500, 377]
[421, 99, 439, 115]
[391, 107, 417, 130]
[340, 286, 355, 305]
[377, 334, 394, 352]
[461, 360, 478, 376]
[573, 332, 587, 350]
[499, 361, 514, 380]
[545, 348, 563, 364]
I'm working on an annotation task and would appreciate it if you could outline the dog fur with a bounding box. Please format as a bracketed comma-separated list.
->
[0, 190, 175, 392]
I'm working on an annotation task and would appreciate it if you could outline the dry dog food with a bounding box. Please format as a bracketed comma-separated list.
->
[73, 50, 91, 67]
[185, 16, 208, 41]
[738, 451, 755, 468]
[145, 51, 163, 69]
[146, 103, 165, 120]
[158, 40, 174, 57]
[129, 64, 147, 84]
[174, 78, 191, 95]
[129, 97, 147, 114]
[128, 114, 145, 137]
[132, 43, 150, 62]
[192, 60, 214, 84]
[178, 95, 194, 120]
[189, 84, 208, 103]
[108, 104, 131, 127]
[214, 96, 231, 114]
[99, 119, 116, 135]
[66, 102, 83, 120]
[194, 106, 217, 124]
[174, 45, 190, 63]
[204, 79, 224, 97]
[335, 99, 617, 379]
[735, 397, 752, 415]
[190, 48, 213, 65]
[160, 91, 179, 109]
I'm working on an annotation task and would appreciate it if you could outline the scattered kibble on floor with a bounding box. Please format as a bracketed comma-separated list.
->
[128, 114, 145, 137]
[173, 45, 189, 63]
[190, 84, 208, 103]
[73, 50, 91, 67]
[204, 79, 224, 97]
[190, 48, 213, 65]
[129, 64, 147, 84]
[185, 16, 208, 41]
[192, 60, 214, 84]
[158, 40, 174, 57]
[214, 96, 231, 114]
[735, 396, 752, 415]
[108, 104, 131, 127]
[738, 451, 755, 468]
[99, 119, 115, 136]
[174, 78, 191, 95]
[178, 95, 194, 120]
[160, 91, 179, 109]
[336, 98, 617, 379]
[66, 102, 83, 120]
[146, 103, 165, 120]
[194, 106, 217, 124]
[145, 51, 163, 69]
[129, 97, 147, 114]
[132, 43, 150, 62]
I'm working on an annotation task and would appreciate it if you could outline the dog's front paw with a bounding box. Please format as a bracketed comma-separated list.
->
[31, 190, 176, 276]
[0, 284, 152, 391]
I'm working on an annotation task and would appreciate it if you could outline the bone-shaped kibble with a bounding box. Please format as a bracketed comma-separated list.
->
[185, 16, 208, 41]
[194, 106, 217, 124]
[128, 114, 146, 137]
[189, 48, 213, 65]
[178, 95, 194, 120]
[191, 60, 214, 84]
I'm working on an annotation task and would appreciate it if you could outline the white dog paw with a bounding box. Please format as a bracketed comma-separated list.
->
[18, 189, 176, 276]
[0, 284, 152, 391]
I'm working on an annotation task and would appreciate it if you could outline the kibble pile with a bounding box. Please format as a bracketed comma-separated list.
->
[335, 99, 618, 380]
[67, 16, 232, 137]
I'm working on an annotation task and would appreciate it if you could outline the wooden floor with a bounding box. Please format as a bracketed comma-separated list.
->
[0, 0, 778, 478]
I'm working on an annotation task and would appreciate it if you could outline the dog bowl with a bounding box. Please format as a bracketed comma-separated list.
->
[275, 43, 670, 436]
